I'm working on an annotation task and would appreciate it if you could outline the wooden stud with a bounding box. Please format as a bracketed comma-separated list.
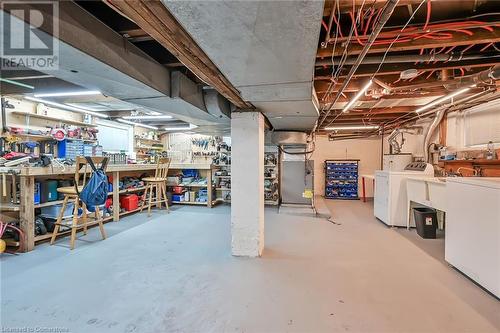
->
[19, 176, 35, 252]
[207, 168, 213, 208]
[112, 171, 120, 222]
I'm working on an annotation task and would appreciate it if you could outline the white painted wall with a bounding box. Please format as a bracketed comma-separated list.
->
[311, 135, 382, 198]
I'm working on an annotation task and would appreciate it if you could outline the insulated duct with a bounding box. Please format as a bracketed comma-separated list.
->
[270, 131, 308, 146]
[203, 88, 231, 119]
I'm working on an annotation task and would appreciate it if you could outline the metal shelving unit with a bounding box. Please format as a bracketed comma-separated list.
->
[264, 151, 280, 205]
[325, 159, 359, 200]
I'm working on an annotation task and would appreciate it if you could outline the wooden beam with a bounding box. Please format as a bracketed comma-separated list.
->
[317, 28, 500, 58]
[108, 0, 251, 109]
[323, 0, 422, 15]
[19, 176, 35, 252]
[336, 61, 499, 78]
[318, 91, 447, 104]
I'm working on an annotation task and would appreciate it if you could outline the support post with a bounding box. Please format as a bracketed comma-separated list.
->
[231, 111, 265, 257]
[19, 176, 35, 252]
[112, 171, 119, 222]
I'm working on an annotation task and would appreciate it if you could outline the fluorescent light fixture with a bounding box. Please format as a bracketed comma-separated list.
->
[343, 80, 372, 113]
[34, 90, 101, 98]
[415, 86, 472, 113]
[24, 96, 108, 118]
[0, 78, 34, 89]
[325, 125, 379, 131]
[122, 115, 173, 120]
[163, 124, 198, 131]
[117, 118, 158, 130]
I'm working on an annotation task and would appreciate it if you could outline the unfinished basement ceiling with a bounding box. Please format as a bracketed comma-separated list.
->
[161, 0, 324, 131]
[315, 0, 500, 136]
[0, 2, 233, 133]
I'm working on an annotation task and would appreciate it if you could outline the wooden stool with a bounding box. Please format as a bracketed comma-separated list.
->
[140, 157, 171, 217]
[50, 157, 108, 250]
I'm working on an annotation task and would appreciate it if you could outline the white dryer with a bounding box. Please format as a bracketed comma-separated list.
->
[374, 162, 434, 227]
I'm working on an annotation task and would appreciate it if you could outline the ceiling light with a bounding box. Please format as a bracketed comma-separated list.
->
[324, 125, 379, 131]
[34, 90, 101, 98]
[122, 115, 173, 120]
[0, 78, 34, 89]
[24, 96, 108, 118]
[415, 86, 472, 113]
[343, 80, 372, 113]
[117, 118, 158, 130]
[163, 124, 198, 131]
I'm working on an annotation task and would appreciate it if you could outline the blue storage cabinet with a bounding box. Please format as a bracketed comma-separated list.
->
[57, 139, 84, 159]
[325, 160, 359, 200]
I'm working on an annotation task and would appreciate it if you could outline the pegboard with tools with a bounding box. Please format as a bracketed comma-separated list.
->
[166, 134, 224, 163]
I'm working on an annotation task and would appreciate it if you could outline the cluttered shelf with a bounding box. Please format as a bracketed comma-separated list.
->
[0, 203, 21, 212]
[11, 111, 97, 128]
[9, 133, 97, 143]
[172, 201, 208, 206]
[134, 137, 162, 144]
[33, 215, 116, 243]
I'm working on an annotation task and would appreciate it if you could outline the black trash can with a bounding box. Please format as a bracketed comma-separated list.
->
[413, 207, 438, 239]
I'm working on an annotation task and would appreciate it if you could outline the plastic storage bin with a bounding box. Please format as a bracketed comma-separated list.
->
[172, 194, 184, 202]
[41, 180, 58, 202]
[413, 207, 438, 239]
[40, 202, 76, 219]
[34, 182, 41, 204]
[120, 194, 139, 211]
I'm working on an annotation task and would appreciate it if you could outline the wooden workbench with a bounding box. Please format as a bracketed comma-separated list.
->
[1, 163, 215, 252]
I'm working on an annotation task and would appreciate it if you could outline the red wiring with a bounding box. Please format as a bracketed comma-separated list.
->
[444, 45, 456, 54]
[459, 68, 465, 76]
[461, 44, 475, 54]
[332, 8, 343, 38]
[480, 42, 493, 51]
[321, 20, 328, 31]
[415, 48, 425, 65]
[363, 7, 375, 35]
[423, 0, 431, 31]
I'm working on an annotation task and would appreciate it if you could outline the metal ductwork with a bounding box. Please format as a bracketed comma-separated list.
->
[1, 2, 232, 130]
[162, 1, 323, 131]
[203, 88, 232, 120]
[269, 131, 308, 146]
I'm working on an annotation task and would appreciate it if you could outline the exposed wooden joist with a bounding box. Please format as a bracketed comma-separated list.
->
[317, 28, 500, 58]
[323, 0, 422, 15]
[118, 28, 153, 42]
[334, 60, 499, 78]
[318, 91, 448, 105]
[108, 0, 252, 109]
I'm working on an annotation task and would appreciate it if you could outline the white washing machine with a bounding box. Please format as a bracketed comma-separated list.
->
[374, 162, 434, 227]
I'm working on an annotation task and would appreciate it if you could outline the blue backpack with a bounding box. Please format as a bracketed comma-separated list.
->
[77, 157, 109, 212]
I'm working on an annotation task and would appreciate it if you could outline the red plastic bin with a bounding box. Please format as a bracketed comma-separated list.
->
[120, 194, 139, 211]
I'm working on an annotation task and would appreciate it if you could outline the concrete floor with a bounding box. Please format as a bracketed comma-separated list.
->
[1, 200, 499, 333]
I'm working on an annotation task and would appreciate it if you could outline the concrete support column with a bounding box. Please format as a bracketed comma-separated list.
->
[231, 111, 265, 257]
